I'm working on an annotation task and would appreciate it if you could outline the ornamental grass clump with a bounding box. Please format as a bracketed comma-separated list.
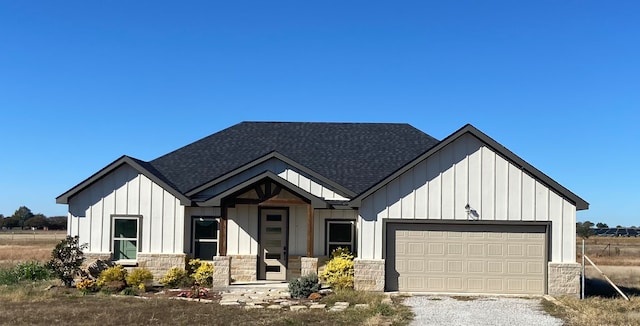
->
[320, 247, 354, 290]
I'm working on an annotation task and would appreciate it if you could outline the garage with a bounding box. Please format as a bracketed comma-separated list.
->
[385, 223, 547, 295]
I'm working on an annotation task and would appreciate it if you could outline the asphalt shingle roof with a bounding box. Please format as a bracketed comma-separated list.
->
[149, 122, 440, 196]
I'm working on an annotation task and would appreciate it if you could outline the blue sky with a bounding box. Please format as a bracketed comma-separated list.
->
[0, 1, 638, 226]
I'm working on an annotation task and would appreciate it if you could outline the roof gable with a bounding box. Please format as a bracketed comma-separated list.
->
[350, 124, 589, 210]
[149, 122, 440, 195]
[56, 155, 191, 205]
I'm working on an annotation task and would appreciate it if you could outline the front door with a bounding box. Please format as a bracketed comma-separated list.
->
[259, 208, 288, 280]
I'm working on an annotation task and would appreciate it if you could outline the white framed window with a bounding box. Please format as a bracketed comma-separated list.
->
[192, 217, 219, 260]
[326, 220, 355, 255]
[112, 216, 140, 261]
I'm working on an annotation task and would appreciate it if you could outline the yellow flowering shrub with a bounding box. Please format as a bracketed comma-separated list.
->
[76, 278, 97, 294]
[125, 267, 154, 292]
[320, 248, 354, 289]
[160, 266, 191, 288]
[192, 261, 214, 287]
[96, 265, 128, 287]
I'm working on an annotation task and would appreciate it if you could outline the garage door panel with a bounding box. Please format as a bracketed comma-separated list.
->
[448, 243, 463, 255]
[428, 260, 444, 272]
[468, 243, 485, 256]
[408, 260, 425, 273]
[408, 242, 425, 255]
[468, 260, 485, 273]
[429, 243, 444, 255]
[387, 223, 546, 294]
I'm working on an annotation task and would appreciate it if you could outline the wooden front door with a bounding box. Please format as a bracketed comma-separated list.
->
[259, 208, 288, 280]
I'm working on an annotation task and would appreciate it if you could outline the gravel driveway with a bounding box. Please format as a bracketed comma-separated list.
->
[404, 296, 563, 326]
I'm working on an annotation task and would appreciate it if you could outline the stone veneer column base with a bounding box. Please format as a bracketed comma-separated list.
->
[301, 257, 318, 276]
[354, 259, 385, 292]
[211, 256, 231, 287]
[548, 262, 581, 297]
[137, 253, 186, 281]
[229, 255, 257, 282]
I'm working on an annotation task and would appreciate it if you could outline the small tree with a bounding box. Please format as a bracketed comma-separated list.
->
[576, 221, 595, 239]
[596, 222, 609, 229]
[12, 206, 34, 230]
[46, 236, 87, 287]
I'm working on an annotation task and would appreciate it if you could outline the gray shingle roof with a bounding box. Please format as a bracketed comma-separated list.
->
[149, 122, 440, 196]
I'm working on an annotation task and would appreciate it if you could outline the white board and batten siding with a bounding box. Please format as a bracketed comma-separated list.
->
[67, 164, 185, 255]
[358, 133, 576, 263]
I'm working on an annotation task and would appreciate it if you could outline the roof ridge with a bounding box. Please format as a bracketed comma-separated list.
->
[239, 121, 411, 125]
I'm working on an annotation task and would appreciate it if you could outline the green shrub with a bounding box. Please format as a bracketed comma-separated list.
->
[46, 236, 87, 287]
[160, 266, 193, 288]
[189, 259, 214, 287]
[0, 261, 52, 285]
[0, 267, 18, 285]
[96, 265, 128, 288]
[288, 273, 320, 299]
[126, 267, 154, 291]
[320, 247, 354, 290]
[13, 261, 51, 282]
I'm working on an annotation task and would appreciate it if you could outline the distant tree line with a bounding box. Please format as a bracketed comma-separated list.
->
[576, 220, 638, 239]
[0, 206, 66, 230]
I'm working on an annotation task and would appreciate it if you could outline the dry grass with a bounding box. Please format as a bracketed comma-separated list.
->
[546, 239, 640, 326]
[0, 231, 64, 268]
[577, 237, 640, 266]
[547, 296, 640, 326]
[0, 284, 413, 326]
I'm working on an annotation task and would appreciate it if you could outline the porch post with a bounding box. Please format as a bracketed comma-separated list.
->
[306, 203, 314, 257]
[219, 206, 228, 256]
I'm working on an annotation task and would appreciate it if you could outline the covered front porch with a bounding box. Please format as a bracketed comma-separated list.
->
[191, 173, 343, 286]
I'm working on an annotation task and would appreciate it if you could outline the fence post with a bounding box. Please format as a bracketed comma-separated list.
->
[581, 239, 585, 299]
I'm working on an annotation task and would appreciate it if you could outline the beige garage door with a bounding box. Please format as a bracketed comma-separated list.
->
[386, 223, 546, 295]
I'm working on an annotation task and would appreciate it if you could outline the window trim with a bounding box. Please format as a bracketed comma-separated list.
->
[325, 219, 356, 256]
[111, 215, 141, 263]
[191, 216, 220, 261]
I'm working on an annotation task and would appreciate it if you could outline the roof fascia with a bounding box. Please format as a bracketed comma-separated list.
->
[350, 124, 589, 210]
[185, 151, 356, 198]
[198, 170, 329, 209]
[56, 155, 192, 206]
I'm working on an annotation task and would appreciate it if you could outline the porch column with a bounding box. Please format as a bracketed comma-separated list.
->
[306, 203, 314, 257]
[219, 206, 228, 256]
